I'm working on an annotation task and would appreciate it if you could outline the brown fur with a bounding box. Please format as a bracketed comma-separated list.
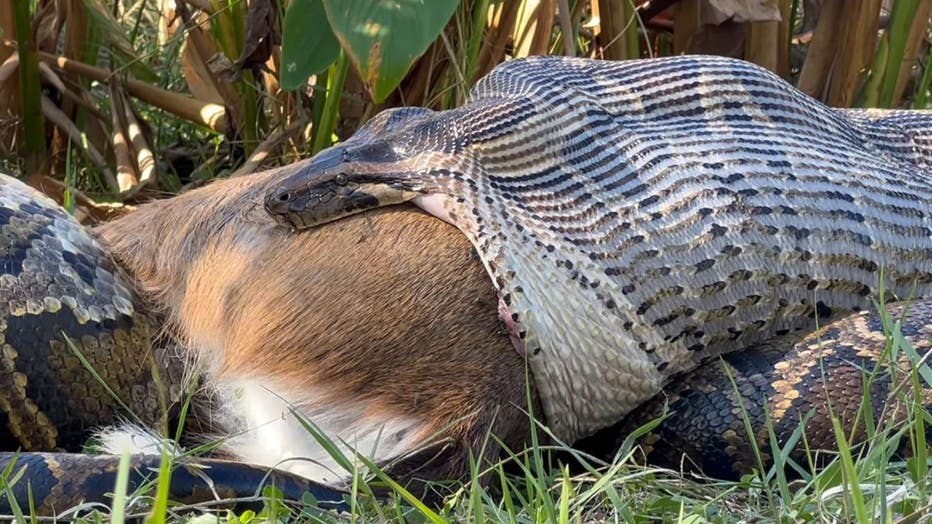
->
[94, 163, 536, 488]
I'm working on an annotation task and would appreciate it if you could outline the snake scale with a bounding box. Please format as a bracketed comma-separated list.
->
[592, 300, 932, 478]
[265, 55, 932, 442]
[0, 174, 174, 448]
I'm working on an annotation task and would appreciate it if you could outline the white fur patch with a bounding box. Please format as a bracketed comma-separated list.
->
[214, 379, 430, 486]
[93, 423, 181, 456]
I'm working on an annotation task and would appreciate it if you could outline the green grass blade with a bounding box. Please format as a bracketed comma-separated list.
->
[720, 360, 779, 517]
[26, 480, 35, 524]
[898, 329, 932, 387]
[469, 454, 485, 524]
[354, 453, 448, 524]
[557, 466, 570, 524]
[831, 417, 869, 523]
[110, 451, 131, 524]
[146, 448, 173, 524]
[496, 464, 518, 524]
[63, 334, 144, 426]
[763, 408, 792, 502]
[523, 360, 557, 521]
[0, 455, 28, 524]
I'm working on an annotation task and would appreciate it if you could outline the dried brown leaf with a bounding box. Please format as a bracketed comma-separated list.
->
[231, 120, 305, 177]
[123, 100, 156, 188]
[38, 50, 229, 132]
[701, 0, 782, 24]
[234, 0, 281, 76]
[27, 175, 134, 223]
[37, 61, 65, 94]
[175, 1, 241, 124]
[109, 84, 138, 193]
[0, 53, 19, 88]
[180, 37, 225, 103]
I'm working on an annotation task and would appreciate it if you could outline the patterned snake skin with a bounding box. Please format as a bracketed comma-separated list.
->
[593, 300, 932, 478]
[0, 153, 928, 508]
[0, 175, 177, 448]
[265, 55, 932, 442]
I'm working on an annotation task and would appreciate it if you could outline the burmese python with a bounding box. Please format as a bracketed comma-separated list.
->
[0, 175, 347, 516]
[0, 174, 172, 448]
[2, 54, 932, 513]
[2, 172, 926, 508]
[264, 55, 932, 443]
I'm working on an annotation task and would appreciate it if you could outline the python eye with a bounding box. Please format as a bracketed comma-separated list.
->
[334, 173, 348, 186]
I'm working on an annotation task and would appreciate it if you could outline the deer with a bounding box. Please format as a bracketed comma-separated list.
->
[94, 162, 536, 494]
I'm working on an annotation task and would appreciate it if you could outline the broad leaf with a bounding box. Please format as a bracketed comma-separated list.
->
[322, 0, 458, 102]
[280, 0, 340, 90]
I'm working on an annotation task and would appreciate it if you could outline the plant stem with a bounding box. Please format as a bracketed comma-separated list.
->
[312, 51, 349, 155]
[465, 0, 491, 84]
[623, 0, 639, 59]
[914, 48, 932, 108]
[12, 0, 46, 174]
[880, 0, 920, 107]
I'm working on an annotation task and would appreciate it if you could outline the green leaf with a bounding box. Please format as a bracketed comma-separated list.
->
[280, 0, 341, 90]
[322, 0, 459, 102]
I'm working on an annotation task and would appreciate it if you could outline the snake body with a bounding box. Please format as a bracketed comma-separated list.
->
[0, 453, 348, 516]
[0, 151, 929, 509]
[0, 175, 175, 448]
[265, 55, 932, 442]
[591, 300, 932, 478]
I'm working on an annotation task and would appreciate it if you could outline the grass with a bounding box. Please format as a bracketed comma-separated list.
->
[4, 300, 927, 524]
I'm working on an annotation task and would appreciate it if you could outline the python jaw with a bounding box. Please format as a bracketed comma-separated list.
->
[265, 149, 422, 230]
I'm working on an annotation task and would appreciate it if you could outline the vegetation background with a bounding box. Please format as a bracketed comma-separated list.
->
[0, 0, 929, 218]
[0, 0, 931, 522]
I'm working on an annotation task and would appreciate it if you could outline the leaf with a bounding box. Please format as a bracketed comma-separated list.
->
[322, 0, 459, 102]
[280, 0, 340, 90]
[234, 0, 282, 74]
[702, 0, 782, 24]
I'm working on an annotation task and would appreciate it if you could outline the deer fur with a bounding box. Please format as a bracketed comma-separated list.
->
[93, 163, 536, 491]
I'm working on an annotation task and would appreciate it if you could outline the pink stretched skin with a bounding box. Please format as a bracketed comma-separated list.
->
[413, 194, 527, 356]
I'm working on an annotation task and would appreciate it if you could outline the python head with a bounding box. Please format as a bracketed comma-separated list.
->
[265, 106, 463, 231]
[263, 145, 426, 230]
